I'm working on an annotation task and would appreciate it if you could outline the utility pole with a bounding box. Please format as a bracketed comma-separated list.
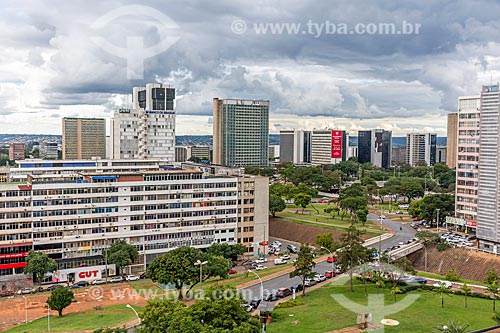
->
[436, 209, 440, 233]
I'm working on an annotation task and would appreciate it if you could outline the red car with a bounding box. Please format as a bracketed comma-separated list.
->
[324, 271, 336, 279]
[228, 269, 237, 275]
[327, 256, 337, 263]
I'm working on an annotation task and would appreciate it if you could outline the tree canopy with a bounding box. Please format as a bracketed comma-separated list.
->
[47, 286, 74, 317]
[106, 240, 139, 275]
[24, 250, 58, 284]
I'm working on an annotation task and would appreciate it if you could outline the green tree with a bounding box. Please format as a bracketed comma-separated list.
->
[46, 286, 74, 317]
[206, 243, 246, 262]
[419, 194, 455, 225]
[460, 283, 472, 309]
[487, 282, 499, 312]
[315, 233, 338, 252]
[390, 285, 402, 303]
[106, 240, 139, 275]
[269, 193, 286, 217]
[355, 209, 368, 225]
[445, 269, 460, 282]
[485, 268, 499, 285]
[294, 192, 312, 214]
[147, 246, 202, 300]
[24, 250, 57, 284]
[435, 283, 451, 308]
[289, 244, 316, 296]
[400, 178, 424, 202]
[93, 328, 127, 333]
[201, 255, 232, 283]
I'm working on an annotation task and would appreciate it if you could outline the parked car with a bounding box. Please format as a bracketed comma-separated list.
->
[433, 281, 452, 289]
[324, 271, 336, 279]
[240, 303, 253, 312]
[327, 256, 337, 263]
[249, 298, 261, 309]
[228, 269, 238, 275]
[280, 254, 291, 261]
[264, 292, 278, 302]
[68, 284, 82, 289]
[139, 272, 148, 279]
[404, 277, 427, 284]
[242, 260, 254, 266]
[91, 279, 107, 285]
[17, 287, 36, 295]
[0, 290, 15, 298]
[276, 287, 292, 298]
[287, 244, 298, 253]
[274, 258, 287, 265]
[109, 276, 124, 283]
[314, 274, 326, 282]
[292, 284, 304, 292]
[304, 278, 317, 287]
[126, 275, 140, 281]
[255, 265, 268, 271]
[255, 258, 267, 264]
[46, 284, 63, 291]
[272, 241, 282, 247]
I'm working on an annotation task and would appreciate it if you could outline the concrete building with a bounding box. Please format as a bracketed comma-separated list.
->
[111, 83, 176, 162]
[212, 98, 269, 167]
[477, 85, 500, 252]
[348, 146, 358, 160]
[436, 146, 447, 164]
[62, 118, 106, 160]
[279, 130, 311, 164]
[311, 130, 348, 165]
[9, 143, 24, 160]
[175, 146, 188, 162]
[454, 95, 480, 233]
[358, 129, 392, 169]
[447, 113, 458, 168]
[391, 147, 406, 164]
[405, 133, 437, 167]
[189, 146, 210, 161]
[40, 142, 59, 159]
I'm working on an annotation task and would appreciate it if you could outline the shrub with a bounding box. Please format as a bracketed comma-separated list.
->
[445, 269, 461, 282]
[275, 299, 305, 309]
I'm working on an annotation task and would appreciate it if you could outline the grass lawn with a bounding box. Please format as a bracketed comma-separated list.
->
[277, 217, 380, 237]
[416, 271, 488, 287]
[5, 304, 142, 333]
[127, 279, 164, 293]
[268, 282, 496, 333]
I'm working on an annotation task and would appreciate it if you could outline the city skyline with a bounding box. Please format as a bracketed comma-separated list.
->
[2, 1, 500, 136]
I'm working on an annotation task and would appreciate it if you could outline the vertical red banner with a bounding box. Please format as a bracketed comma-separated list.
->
[331, 131, 343, 158]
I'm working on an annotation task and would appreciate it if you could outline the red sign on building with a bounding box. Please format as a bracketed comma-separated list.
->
[466, 220, 477, 227]
[331, 131, 343, 159]
[0, 252, 28, 259]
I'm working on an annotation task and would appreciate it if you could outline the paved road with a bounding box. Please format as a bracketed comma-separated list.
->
[366, 212, 416, 253]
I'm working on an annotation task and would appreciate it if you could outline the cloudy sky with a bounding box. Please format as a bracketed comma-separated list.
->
[1, 0, 499, 136]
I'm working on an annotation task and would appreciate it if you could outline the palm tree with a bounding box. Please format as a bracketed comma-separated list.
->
[460, 283, 472, 309]
[435, 284, 451, 308]
[390, 285, 402, 303]
[374, 273, 385, 294]
[434, 320, 469, 333]
[487, 282, 499, 312]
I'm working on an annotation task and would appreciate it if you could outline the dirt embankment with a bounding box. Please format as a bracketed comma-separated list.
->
[269, 217, 369, 245]
[408, 246, 500, 282]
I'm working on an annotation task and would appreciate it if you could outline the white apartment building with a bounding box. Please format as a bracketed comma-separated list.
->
[311, 130, 348, 165]
[111, 83, 176, 162]
[279, 130, 311, 164]
[405, 133, 437, 167]
[454, 96, 480, 231]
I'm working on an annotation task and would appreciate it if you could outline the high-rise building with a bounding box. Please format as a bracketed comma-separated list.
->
[40, 142, 59, 159]
[477, 85, 500, 252]
[436, 146, 447, 164]
[175, 146, 188, 162]
[357, 129, 392, 169]
[112, 83, 176, 161]
[446, 113, 458, 168]
[212, 98, 269, 166]
[454, 95, 480, 232]
[311, 130, 348, 165]
[9, 143, 25, 160]
[62, 118, 106, 160]
[189, 146, 211, 161]
[405, 133, 437, 167]
[391, 147, 406, 164]
[279, 130, 312, 164]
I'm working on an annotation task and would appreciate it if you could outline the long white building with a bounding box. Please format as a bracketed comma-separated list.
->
[405, 133, 437, 167]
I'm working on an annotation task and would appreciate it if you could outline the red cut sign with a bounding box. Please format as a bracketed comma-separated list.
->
[331, 131, 343, 159]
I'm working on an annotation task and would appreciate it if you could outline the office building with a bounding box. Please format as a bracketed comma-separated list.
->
[40, 142, 59, 159]
[436, 146, 447, 164]
[405, 133, 437, 167]
[111, 83, 176, 161]
[454, 96, 480, 232]
[447, 113, 458, 168]
[212, 98, 269, 167]
[357, 129, 392, 169]
[189, 146, 211, 161]
[175, 146, 188, 162]
[62, 118, 106, 160]
[348, 145, 358, 160]
[391, 147, 406, 164]
[279, 130, 312, 164]
[311, 130, 348, 165]
[9, 143, 24, 160]
[477, 85, 500, 252]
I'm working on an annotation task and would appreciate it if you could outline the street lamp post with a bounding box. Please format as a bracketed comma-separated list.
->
[47, 304, 50, 333]
[22, 296, 27, 324]
[247, 270, 264, 300]
[436, 209, 440, 233]
[126, 304, 141, 325]
[377, 190, 383, 256]
[321, 246, 335, 274]
[194, 260, 208, 291]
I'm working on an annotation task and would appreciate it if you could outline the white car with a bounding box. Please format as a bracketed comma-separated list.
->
[255, 258, 268, 264]
[433, 281, 452, 289]
[272, 241, 282, 246]
[255, 265, 268, 271]
[280, 254, 291, 261]
[314, 274, 326, 282]
[126, 275, 140, 281]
